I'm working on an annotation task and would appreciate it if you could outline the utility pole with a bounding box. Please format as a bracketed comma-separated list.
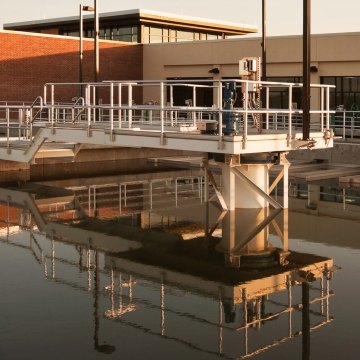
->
[79, 4, 95, 97]
[261, 0, 267, 129]
[302, 0, 311, 140]
[94, 0, 99, 83]
[79, 4, 84, 97]
[261, 0, 267, 82]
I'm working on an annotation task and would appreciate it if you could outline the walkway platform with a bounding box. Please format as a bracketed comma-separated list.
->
[0, 79, 334, 163]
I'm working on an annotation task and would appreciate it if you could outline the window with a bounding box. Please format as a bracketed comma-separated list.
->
[167, 78, 213, 107]
[86, 29, 94, 38]
[206, 34, 218, 40]
[267, 77, 302, 109]
[99, 28, 111, 40]
[63, 30, 80, 37]
[163, 29, 169, 43]
[112, 26, 138, 42]
[142, 26, 150, 43]
[322, 76, 360, 110]
[176, 30, 194, 42]
[150, 27, 163, 43]
[169, 29, 177, 42]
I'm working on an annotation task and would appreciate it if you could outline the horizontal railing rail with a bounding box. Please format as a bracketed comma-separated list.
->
[331, 110, 360, 140]
[0, 79, 335, 156]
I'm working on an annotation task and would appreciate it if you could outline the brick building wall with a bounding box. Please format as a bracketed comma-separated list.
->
[0, 30, 143, 102]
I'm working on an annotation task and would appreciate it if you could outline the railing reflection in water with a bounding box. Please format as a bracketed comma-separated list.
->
[0, 186, 334, 359]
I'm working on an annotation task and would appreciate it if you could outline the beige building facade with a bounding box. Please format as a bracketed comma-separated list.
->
[143, 32, 360, 110]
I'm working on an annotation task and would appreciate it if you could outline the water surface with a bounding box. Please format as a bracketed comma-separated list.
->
[0, 173, 358, 360]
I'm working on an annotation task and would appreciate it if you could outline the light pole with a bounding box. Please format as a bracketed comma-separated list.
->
[79, 4, 94, 97]
[94, 0, 99, 83]
[261, 0, 267, 129]
[302, 0, 311, 141]
[94, 0, 100, 121]
[261, 0, 266, 82]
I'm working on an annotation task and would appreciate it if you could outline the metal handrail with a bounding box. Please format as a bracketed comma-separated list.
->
[29, 96, 44, 123]
[332, 110, 360, 140]
[42, 79, 334, 146]
[71, 97, 86, 123]
[0, 79, 335, 156]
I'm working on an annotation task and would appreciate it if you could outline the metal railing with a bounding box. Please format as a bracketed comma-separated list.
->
[43, 79, 334, 135]
[0, 79, 335, 151]
[331, 110, 360, 140]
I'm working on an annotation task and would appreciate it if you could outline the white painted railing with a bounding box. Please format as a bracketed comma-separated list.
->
[332, 111, 360, 140]
[0, 79, 335, 151]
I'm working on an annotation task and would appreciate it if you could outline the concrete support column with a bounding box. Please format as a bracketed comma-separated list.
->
[219, 163, 269, 210]
[283, 162, 290, 209]
[220, 209, 269, 254]
[219, 163, 237, 210]
[215, 156, 288, 268]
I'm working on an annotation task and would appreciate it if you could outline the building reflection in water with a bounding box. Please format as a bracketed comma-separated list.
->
[0, 175, 334, 359]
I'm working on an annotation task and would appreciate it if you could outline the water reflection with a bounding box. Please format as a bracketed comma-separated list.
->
[0, 177, 334, 359]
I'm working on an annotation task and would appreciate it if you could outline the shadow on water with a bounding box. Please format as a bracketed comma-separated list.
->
[0, 168, 339, 360]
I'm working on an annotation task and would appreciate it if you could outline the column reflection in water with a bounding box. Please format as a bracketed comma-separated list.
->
[0, 184, 334, 359]
[215, 208, 288, 269]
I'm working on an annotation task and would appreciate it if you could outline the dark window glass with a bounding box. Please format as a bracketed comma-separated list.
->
[166, 78, 213, 107]
[267, 77, 302, 109]
[321, 76, 360, 110]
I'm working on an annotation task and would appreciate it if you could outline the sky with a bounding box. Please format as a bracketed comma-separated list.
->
[0, 0, 358, 37]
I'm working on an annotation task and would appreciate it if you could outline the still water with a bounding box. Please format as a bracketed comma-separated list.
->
[0, 169, 359, 360]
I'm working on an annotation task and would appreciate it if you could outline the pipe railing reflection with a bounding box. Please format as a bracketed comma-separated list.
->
[105, 255, 333, 359]
[290, 182, 360, 211]
[70, 175, 212, 218]
[0, 186, 334, 359]
[0, 220, 334, 359]
[43, 241, 98, 292]
[104, 270, 136, 319]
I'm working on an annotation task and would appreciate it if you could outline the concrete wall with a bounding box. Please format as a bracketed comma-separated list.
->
[289, 142, 360, 165]
[142, 32, 360, 107]
[144, 32, 360, 78]
[0, 30, 143, 102]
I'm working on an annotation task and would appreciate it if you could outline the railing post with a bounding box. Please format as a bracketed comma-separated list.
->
[192, 85, 197, 127]
[244, 81, 249, 144]
[266, 86, 270, 129]
[110, 82, 114, 136]
[44, 85, 47, 105]
[86, 84, 91, 127]
[326, 86, 330, 130]
[50, 84, 55, 126]
[160, 82, 164, 137]
[92, 86, 96, 122]
[29, 108, 33, 139]
[18, 109, 22, 140]
[128, 84, 133, 128]
[118, 83, 122, 129]
[170, 85, 174, 127]
[343, 111, 346, 139]
[30, 116, 33, 141]
[218, 81, 223, 141]
[6, 107, 10, 152]
[320, 87, 324, 132]
[288, 84, 293, 142]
